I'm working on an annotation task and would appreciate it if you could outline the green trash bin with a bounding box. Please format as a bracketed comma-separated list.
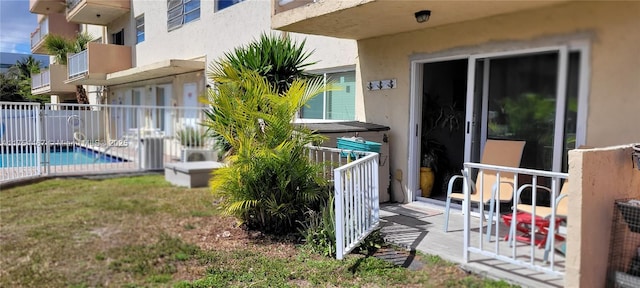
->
[337, 137, 381, 158]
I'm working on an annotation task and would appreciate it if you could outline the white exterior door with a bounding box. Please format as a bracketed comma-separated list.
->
[183, 83, 198, 128]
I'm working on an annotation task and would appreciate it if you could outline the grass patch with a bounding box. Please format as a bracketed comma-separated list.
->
[1, 175, 517, 287]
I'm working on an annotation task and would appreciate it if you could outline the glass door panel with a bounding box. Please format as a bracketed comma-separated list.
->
[486, 52, 559, 170]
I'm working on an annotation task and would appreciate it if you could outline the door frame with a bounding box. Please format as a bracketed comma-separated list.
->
[408, 55, 470, 202]
[408, 40, 590, 202]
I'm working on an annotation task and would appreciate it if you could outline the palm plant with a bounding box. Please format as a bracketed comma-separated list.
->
[5, 56, 49, 104]
[205, 65, 329, 233]
[7, 56, 42, 80]
[206, 34, 318, 155]
[219, 33, 317, 94]
[43, 33, 94, 105]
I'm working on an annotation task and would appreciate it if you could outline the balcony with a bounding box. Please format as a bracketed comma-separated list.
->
[30, 0, 66, 15]
[66, 0, 130, 25]
[31, 13, 79, 55]
[66, 42, 132, 85]
[31, 64, 77, 95]
[272, 0, 569, 40]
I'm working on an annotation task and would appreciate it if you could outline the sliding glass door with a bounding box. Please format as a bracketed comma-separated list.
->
[464, 47, 574, 172]
[410, 44, 585, 201]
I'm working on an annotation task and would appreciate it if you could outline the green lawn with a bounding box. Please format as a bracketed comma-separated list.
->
[0, 175, 515, 287]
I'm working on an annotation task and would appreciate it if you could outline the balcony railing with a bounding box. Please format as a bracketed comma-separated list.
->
[30, 17, 49, 50]
[31, 69, 51, 90]
[68, 49, 88, 79]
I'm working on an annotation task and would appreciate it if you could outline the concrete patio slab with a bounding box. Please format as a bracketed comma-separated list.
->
[379, 202, 565, 288]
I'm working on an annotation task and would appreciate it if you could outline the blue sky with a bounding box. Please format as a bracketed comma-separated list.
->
[0, 0, 36, 54]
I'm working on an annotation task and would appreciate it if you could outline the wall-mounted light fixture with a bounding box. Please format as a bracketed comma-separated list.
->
[415, 10, 431, 23]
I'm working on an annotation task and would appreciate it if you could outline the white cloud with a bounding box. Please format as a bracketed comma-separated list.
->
[0, 0, 37, 54]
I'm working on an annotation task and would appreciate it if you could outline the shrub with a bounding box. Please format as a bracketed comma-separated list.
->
[298, 196, 336, 257]
[204, 66, 329, 234]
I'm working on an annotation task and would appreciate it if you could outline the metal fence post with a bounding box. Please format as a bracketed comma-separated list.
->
[36, 105, 43, 176]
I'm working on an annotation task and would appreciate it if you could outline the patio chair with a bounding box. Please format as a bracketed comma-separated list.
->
[510, 179, 569, 262]
[443, 139, 526, 233]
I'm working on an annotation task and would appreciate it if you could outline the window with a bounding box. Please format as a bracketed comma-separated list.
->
[168, 0, 200, 31]
[300, 70, 356, 120]
[112, 29, 124, 45]
[216, 0, 245, 11]
[135, 15, 144, 44]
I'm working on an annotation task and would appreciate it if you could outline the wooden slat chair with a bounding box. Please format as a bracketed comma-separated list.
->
[444, 140, 526, 233]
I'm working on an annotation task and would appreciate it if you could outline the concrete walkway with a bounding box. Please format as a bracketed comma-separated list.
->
[379, 202, 565, 288]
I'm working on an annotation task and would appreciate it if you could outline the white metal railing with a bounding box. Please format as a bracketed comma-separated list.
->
[462, 162, 568, 277]
[0, 102, 42, 181]
[332, 149, 380, 260]
[1, 102, 215, 183]
[31, 69, 51, 90]
[30, 17, 48, 49]
[68, 49, 88, 78]
[306, 145, 353, 182]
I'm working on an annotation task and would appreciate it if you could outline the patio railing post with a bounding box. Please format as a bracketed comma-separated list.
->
[334, 169, 344, 260]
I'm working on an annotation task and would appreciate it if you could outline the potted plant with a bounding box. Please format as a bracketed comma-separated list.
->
[420, 93, 462, 197]
[420, 138, 449, 197]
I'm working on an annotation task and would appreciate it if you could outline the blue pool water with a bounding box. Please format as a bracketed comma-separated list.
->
[0, 147, 123, 168]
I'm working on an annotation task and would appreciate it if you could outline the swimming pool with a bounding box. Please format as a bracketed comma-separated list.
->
[0, 146, 124, 168]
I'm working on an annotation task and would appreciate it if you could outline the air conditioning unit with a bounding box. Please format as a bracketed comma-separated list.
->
[181, 148, 217, 162]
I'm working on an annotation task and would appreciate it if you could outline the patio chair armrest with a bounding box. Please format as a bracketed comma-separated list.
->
[446, 174, 465, 196]
[555, 193, 568, 206]
[515, 184, 552, 205]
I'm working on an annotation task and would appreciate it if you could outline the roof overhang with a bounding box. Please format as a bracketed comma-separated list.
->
[273, 0, 570, 40]
[106, 59, 205, 86]
[66, 59, 205, 86]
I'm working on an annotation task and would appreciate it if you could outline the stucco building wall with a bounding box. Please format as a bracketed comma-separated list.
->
[355, 2, 640, 201]
[567, 145, 640, 287]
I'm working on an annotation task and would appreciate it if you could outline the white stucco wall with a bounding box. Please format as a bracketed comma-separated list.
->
[102, 0, 358, 118]
[107, 0, 357, 72]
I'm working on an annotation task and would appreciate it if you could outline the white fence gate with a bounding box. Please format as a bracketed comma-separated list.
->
[306, 146, 380, 260]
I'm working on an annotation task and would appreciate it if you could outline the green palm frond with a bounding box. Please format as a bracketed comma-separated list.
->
[43, 33, 94, 65]
[43, 34, 73, 65]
